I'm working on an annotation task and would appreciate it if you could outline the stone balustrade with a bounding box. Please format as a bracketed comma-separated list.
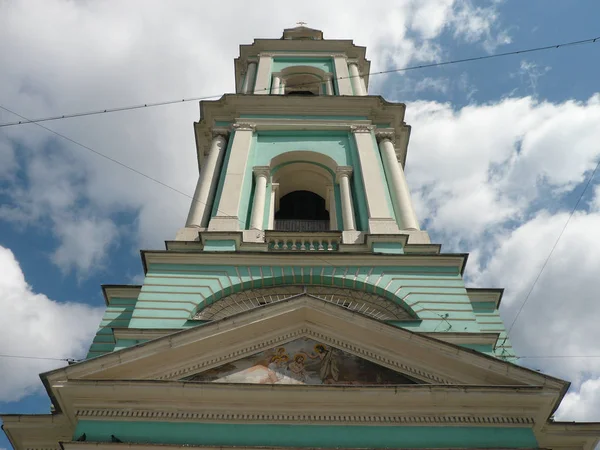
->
[266, 231, 341, 251]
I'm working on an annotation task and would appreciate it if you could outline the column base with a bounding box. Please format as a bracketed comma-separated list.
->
[175, 227, 202, 242]
[208, 216, 242, 232]
[368, 218, 401, 234]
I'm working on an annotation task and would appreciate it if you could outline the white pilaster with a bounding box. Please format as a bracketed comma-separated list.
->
[326, 184, 338, 230]
[254, 53, 273, 95]
[272, 75, 281, 95]
[249, 166, 270, 230]
[348, 62, 366, 96]
[333, 54, 352, 95]
[268, 183, 279, 230]
[351, 125, 399, 234]
[186, 133, 228, 228]
[208, 123, 255, 231]
[377, 135, 420, 230]
[336, 166, 356, 231]
[241, 62, 257, 94]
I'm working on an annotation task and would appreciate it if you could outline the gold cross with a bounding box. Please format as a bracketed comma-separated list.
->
[296, 21, 307, 26]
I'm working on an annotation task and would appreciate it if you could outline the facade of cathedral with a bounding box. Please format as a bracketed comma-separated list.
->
[3, 26, 600, 450]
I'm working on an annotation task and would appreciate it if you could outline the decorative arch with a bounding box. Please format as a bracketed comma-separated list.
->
[278, 65, 332, 95]
[188, 275, 420, 321]
[269, 151, 341, 231]
[192, 285, 415, 321]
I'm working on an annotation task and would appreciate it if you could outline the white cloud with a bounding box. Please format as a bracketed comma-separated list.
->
[405, 95, 600, 243]
[0, 246, 103, 402]
[555, 377, 600, 421]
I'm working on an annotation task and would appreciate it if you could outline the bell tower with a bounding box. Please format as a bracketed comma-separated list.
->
[4, 26, 600, 450]
[177, 24, 426, 250]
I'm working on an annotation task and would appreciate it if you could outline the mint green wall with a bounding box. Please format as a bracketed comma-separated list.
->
[234, 131, 368, 230]
[271, 57, 334, 74]
[87, 261, 516, 361]
[203, 240, 237, 252]
[371, 132, 396, 221]
[75, 421, 538, 448]
[372, 242, 404, 254]
[87, 295, 137, 359]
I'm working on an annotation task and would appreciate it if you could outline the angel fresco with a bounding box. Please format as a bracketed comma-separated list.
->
[184, 338, 417, 385]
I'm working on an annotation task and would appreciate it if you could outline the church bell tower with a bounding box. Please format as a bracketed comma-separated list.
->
[3, 26, 600, 450]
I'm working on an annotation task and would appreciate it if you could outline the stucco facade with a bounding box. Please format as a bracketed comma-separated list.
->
[3, 25, 599, 450]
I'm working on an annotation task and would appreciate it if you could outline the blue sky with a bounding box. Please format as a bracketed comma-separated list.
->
[1, 1, 600, 448]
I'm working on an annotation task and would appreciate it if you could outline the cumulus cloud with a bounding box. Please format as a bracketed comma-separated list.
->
[405, 94, 600, 245]
[0, 246, 103, 402]
[556, 377, 600, 421]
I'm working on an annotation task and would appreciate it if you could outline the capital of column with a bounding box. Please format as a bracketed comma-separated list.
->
[375, 130, 396, 144]
[331, 53, 348, 59]
[258, 52, 274, 58]
[253, 166, 270, 179]
[350, 125, 375, 134]
[211, 128, 230, 139]
[335, 166, 353, 183]
[232, 122, 256, 132]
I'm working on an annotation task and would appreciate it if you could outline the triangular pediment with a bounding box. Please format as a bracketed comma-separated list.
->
[46, 295, 566, 389]
[183, 337, 419, 385]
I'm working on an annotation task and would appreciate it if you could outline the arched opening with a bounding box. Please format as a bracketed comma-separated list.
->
[284, 73, 321, 95]
[275, 191, 329, 231]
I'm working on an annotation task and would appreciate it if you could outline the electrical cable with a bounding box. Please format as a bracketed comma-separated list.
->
[0, 34, 598, 128]
[500, 155, 600, 344]
[0, 104, 250, 229]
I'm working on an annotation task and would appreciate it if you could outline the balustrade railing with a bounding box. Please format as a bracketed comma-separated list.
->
[274, 219, 330, 232]
[266, 231, 341, 252]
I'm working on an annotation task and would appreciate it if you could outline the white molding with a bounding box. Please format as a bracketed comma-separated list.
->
[73, 407, 535, 426]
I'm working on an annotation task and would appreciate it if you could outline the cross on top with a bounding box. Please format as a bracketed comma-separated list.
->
[296, 21, 307, 27]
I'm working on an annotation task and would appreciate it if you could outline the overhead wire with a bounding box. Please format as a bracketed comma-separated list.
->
[1, 34, 599, 364]
[0, 104, 251, 229]
[500, 154, 600, 343]
[0, 34, 598, 128]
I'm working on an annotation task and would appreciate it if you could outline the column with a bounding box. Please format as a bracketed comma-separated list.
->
[249, 166, 270, 230]
[336, 167, 356, 231]
[185, 133, 228, 228]
[348, 62, 366, 96]
[279, 80, 286, 95]
[324, 75, 333, 95]
[268, 183, 279, 230]
[377, 135, 420, 230]
[208, 123, 255, 231]
[326, 184, 338, 230]
[241, 62, 257, 94]
[271, 75, 281, 94]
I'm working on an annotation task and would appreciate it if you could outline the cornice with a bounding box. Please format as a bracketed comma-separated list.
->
[101, 285, 141, 306]
[73, 407, 535, 426]
[141, 250, 469, 274]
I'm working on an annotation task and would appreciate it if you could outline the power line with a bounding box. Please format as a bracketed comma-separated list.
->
[502, 156, 600, 341]
[0, 104, 249, 229]
[0, 354, 77, 362]
[1, 34, 598, 128]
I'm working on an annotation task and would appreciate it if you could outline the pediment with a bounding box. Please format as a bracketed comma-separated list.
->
[46, 295, 566, 390]
[183, 337, 419, 385]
